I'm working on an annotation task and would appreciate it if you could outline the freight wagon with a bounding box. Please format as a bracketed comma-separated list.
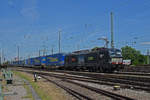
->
[33, 57, 41, 66]
[45, 53, 66, 67]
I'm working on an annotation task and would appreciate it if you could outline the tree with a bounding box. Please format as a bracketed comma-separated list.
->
[121, 46, 146, 65]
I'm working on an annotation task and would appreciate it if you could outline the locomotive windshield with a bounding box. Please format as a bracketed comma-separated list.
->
[109, 48, 122, 57]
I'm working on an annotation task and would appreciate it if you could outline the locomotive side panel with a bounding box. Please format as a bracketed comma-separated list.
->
[64, 55, 78, 70]
[84, 52, 98, 68]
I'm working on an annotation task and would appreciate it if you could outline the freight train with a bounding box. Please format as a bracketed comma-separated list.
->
[11, 48, 123, 72]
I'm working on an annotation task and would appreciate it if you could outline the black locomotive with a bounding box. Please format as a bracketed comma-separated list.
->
[65, 48, 123, 72]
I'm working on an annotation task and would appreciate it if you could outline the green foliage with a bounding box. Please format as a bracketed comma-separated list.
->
[3, 61, 10, 65]
[121, 46, 146, 65]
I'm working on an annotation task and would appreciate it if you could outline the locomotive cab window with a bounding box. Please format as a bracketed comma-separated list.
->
[109, 49, 122, 57]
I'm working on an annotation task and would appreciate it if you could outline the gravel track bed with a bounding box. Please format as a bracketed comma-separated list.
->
[5, 75, 30, 100]
[19, 71, 78, 100]
[44, 76, 111, 100]
[72, 80, 150, 100]
[13, 68, 150, 100]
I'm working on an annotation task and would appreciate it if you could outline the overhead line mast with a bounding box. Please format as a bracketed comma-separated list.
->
[1, 49, 3, 65]
[58, 30, 61, 53]
[111, 12, 114, 48]
[17, 46, 19, 64]
[147, 49, 150, 64]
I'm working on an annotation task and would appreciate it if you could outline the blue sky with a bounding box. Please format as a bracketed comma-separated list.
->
[0, 0, 150, 61]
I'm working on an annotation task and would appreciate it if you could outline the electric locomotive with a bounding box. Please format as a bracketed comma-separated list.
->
[64, 48, 123, 72]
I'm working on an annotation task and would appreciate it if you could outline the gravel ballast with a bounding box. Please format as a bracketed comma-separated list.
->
[72, 80, 150, 100]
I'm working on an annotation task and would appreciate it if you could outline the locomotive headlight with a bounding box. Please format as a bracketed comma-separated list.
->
[100, 54, 104, 58]
[111, 58, 116, 62]
[116, 52, 121, 55]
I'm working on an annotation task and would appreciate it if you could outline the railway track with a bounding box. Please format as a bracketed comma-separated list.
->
[15, 68, 150, 92]
[12, 68, 150, 99]
[51, 70, 150, 83]
[43, 72, 150, 92]
[41, 75, 93, 100]
[115, 72, 150, 76]
[37, 71, 150, 92]
[14, 66, 150, 77]
[41, 75, 135, 100]
[123, 65, 150, 73]
[12, 67, 138, 99]
[15, 66, 150, 79]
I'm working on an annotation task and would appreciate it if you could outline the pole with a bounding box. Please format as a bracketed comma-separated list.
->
[0, 49, 2, 65]
[111, 12, 114, 48]
[39, 50, 41, 57]
[44, 47, 46, 56]
[58, 30, 61, 53]
[106, 40, 109, 48]
[17, 46, 19, 64]
[42, 45, 46, 56]
[51, 45, 54, 55]
[43, 49, 44, 56]
[0, 49, 1, 65]
[0, 53, 1, 65]
[1, 49, 3, 65]
[147, 49, 150, 65]
[77, 44, 79, 51]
